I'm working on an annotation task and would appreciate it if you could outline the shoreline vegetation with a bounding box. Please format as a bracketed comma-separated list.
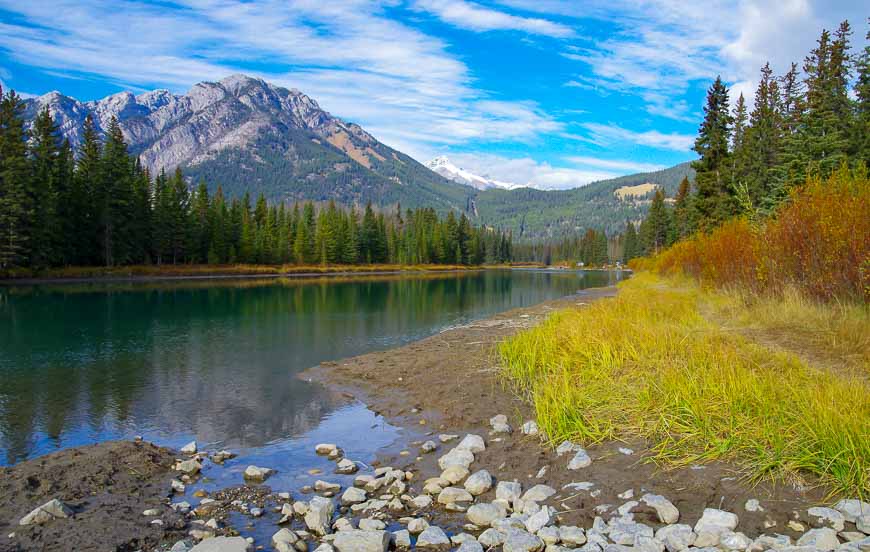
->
[0, 262, 546, 284]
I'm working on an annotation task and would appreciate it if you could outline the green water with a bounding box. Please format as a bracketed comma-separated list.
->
[0, 269, 625, 465]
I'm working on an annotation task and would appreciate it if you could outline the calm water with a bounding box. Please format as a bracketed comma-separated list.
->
[0, 269, 625, 467]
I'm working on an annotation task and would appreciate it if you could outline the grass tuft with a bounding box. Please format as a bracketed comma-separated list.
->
[499, 273, 870, 496]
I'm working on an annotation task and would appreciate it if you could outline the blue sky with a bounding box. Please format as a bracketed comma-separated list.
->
[0, 0, 864, 189]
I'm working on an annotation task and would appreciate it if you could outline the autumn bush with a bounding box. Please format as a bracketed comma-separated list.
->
[644, 165, 870, 303]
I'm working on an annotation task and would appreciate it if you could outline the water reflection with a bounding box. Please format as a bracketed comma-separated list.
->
[0, 269, 626, 465]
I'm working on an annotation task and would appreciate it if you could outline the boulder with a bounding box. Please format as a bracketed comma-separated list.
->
[497, 481, 523, 503]
[835, 500, 870, 523]
[503, 528, 545, 552]
[438, 448, 475, 470]
[559, 526, 586, 546]
[18, 499, 73, 526]
[437, 486, 474, 504]
[359, 518, 386, 531]
[641, 494, 680, 524]
[457, 540, 484, 552]
[271, 528, 299, 552]
[341, 487, 367, 505]
[176, 458, 202, 475]
[180, 441, 197, 454]
[456, 434, 486, 454]
[304, 496, 335, 535]
[466, 503, 507, 526]
[333, 529, 390, 552]
[479, 528, 507, 547]
[408, 518, 429, 534]
[393, 529, 411, 549]
[335, 458, 358, 474]
[808, 507, 846, 531]
[655, 524, 696, 552]
[464, 470, 493, 496]
[243, 465, 274, 481]
[416, 525, 451, 548]
[525, 507, 552, 534]
[188, 537, 252, 552]
[521, 484, 556, 503]
[316, 443, 339, 455]
[693, 508, 738, 546]
[609, 517, 653, 545]
[442, 466, 470, 484]
[796, 528, 840, 551]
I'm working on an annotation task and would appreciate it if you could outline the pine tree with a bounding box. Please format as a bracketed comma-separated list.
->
[623, 222, 639, 262]
[743, 63, 784, 211]
[0, 89, 30, 268]
[853, 23, 870, 163]
[671, 176, 693, 240]
[97, 117, 134, 266]
[27, 107, 60, 268]
[692, 76, 734, 230]
[74, 115, 102, 265]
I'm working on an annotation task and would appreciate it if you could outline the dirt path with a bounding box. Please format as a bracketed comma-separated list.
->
[313, 286, 829, 539]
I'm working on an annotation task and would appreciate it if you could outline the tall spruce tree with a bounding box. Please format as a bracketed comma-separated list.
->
[27, 107, 60, 268]
[0, 89, 30, 268]
[692, 76, 734, 230]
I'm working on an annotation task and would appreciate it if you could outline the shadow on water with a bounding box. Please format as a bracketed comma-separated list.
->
[0, 269, 627, 465]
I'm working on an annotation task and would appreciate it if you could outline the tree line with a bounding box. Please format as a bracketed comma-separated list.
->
[632, 19, 869, 258]
[0, 95, 512, 269]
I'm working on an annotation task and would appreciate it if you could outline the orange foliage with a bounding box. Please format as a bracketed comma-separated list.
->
[647, 165, 870, 303]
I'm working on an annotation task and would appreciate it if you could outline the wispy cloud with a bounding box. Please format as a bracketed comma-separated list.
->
[443, 152, 662, 190]
[581, 123, 695, 152]
[0, 0, 562, 160]
[413, 0, 575, 38]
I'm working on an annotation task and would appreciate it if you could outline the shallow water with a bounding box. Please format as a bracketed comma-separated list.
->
[0, 269, 626, 468]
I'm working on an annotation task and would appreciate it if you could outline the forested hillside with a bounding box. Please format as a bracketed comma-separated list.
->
[0, 101, 511, 271]
[472, 162, 694, 238]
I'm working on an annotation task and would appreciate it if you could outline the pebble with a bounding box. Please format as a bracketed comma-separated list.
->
[416, 525, 451, 547]
[180, 441, 197, 454]
[521, 421, 539, 435]
[335, 458, 358, 474]
[467, 502, 508, 526]
[243, 465, 274, 481]
[744, 499, 763, 512]
[567, 448, 592, 470]
[522, 484, 556, 503]
[464, 469, 493, 496]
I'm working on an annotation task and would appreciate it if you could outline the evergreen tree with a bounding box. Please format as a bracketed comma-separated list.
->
[692, 76, 734, 230]
[27, 107, 60, 268]
[623, 222, 639, 262]
[0, 89, 30, 268]
[853, 23, 870, 163]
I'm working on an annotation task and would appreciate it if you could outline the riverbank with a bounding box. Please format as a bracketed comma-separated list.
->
[1, 278, 867, 552]
[0, 263, 535, 284]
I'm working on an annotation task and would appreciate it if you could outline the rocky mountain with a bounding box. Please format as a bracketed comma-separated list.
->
[425, 156, 521, 190]
[23, 74, 470, 210]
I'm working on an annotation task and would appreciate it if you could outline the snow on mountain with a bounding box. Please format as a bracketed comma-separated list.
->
[425, 156, 522, 190]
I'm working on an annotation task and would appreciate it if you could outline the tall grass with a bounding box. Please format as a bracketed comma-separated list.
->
[499, 274, 870, 496]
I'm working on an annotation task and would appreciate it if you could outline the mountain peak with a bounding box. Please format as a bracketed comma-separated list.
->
[426, 156, 521, 191]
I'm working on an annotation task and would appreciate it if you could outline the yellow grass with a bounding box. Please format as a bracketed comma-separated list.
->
[499, 273, 870, 496]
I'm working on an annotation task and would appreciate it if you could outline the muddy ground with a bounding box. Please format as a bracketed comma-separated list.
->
[0, 441, 186, 552]
[313, 286, 830, 539]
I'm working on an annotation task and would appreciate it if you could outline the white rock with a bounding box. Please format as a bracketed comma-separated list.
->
[421, 441, 438, 453]
[609, 517, 654, 545]
[416, 525, 450, 547]
[457, 540, 484, 552]
[315, 480, 341, 493]
[272, 528, 299, 552]
[441, 466, 470, 484]
[525, 507, 552, 534]
[538, 525, 560, 545]
[341, 487, 367, 505]
[497, 481, 523, 503]
[176, 458, 202, 475]
[556, 441, 582, 456]
[180, 441, 197, 454]
[359, 518, 386, 531]
[655, 524, 696, 552]
[456, 434, 486, 454]
[464, 470, 493, 496]
[522, 421, 540, 435]
[744, 499, 764, 512]
[438, 448, 475, 470]
[796, 527, 840, 551]
[439, 434, 459, 443]
[393, 529, 411, 549]
[438, 487, 474, 504]
[857, 514, 870, 534]
[316, 443, 338, 455]
[304, 496, 335, 535]
[18, 499, 73, 526]
[479, 528, 507, 547]
[633, 534, 665, 552]
[243, 465, 274, 481]
[335, 458, 358, 474]
[641, 494, 680, 524]
[410, 495, 433, 509]
[143, 508, 160, 516]
[835, 500, 870, 523]
[693, 508, 738, 540]
[188, 536, 252, 552]
[408, 518, 429, 534]
[467, 503, 508, 527]
[522, 484, 556, 503]
[567, 448, 592, 470]
[333, 529, 390, 552]
[503, 528, 545, 552]
[171, 479, 186, 493]
[809, 507, 846, 531]
[719, 531, 752, 550]
[618, 447, 634, 455]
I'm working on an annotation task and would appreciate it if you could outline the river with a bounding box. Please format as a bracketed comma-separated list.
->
[0, 269, 626, 469]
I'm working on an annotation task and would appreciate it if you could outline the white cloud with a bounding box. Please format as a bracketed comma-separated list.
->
[442, 152, 663, 190]
[413, 0, 575, 38]
[0, 0, 561, 161]
[564, 156, 666, 173]
[581, 123, 696, 152]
